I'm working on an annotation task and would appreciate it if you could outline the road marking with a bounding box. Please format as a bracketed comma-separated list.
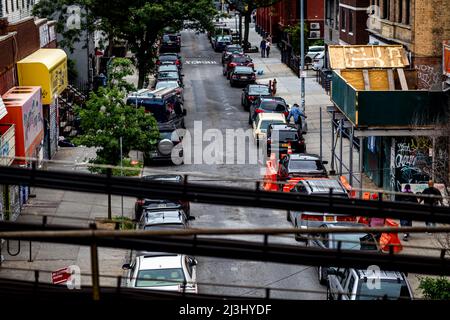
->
[185, 60, 218, 65]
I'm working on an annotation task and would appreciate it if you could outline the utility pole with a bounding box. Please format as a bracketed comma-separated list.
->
[300, 0, 306, 109]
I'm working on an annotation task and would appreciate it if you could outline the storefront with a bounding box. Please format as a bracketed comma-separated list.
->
[16, 49, 68, 159]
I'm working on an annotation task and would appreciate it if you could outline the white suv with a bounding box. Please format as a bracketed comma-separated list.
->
[305, 45, 325, 64]
[122, 253, 198, 293]
[327, 268, 413, 300]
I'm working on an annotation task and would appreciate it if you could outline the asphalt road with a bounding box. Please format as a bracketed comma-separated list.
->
[143, 30, 325, 299]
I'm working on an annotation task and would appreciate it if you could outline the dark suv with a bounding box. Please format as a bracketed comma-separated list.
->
[145, 123, 183, 165]
[249, 97, 289, 125]
[134, 175, 190, 220]
[266, 124, 305, 156]
[160, 34, 181, 53]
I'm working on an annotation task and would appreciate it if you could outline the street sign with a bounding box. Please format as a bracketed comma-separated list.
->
[300, 71, 307, 78]
[52, 267, 71, 284]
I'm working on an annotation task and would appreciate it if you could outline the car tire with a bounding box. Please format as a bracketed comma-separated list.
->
[286, 210, 291, 222]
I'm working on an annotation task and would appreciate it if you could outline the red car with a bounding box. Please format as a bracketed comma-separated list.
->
[223, 54, 254, 79]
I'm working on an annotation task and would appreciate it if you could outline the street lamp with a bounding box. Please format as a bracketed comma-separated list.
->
[300, 0, 305, 109]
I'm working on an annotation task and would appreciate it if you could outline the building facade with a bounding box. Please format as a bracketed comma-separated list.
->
[0, 0, 39, 24]
[339, 0, 371, 45]
[367, 0, 450, 89]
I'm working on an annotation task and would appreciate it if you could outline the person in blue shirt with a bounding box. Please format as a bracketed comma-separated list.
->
[287, 103, 307, 126]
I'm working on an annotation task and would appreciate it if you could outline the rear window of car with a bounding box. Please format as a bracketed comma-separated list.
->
[249, 85, 270, 95]
[158, 72, 179, 79]
[136, 268, 185, 287]
[155, 81, 179, 90]
[234, 66, 253, 74]
[260, 100, 287, 111]
[275, 130, 298, 141]
[288, 160, 324, 171]
[329, 233, 377, 250]
[260, 120, 285, 131]
[357, 280, 411, 300]
[160, 130, 180, 141]
[309, 46, 324, 52]
[159, 55, 178, 61]
[143, 224, 184, 230]
[232, 56, 251, 63]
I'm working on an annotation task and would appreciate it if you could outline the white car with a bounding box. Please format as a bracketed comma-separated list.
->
[312, 51, 325, 71]
[252, 113, 286, 148]
[122, 253, 198, 294]
[305, 45, 325, 64]
[154, 80, 184, 102]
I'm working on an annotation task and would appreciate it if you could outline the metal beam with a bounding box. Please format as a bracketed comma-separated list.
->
[353, 129, 443, 137]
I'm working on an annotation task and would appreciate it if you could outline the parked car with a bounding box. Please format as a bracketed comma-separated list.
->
[229, 66, 256, 87]
[154, 80, 184, 102]
[157, 64, 181, 75]
[134, 175, 190, 220]
[327, 268, 413, 300]
[252, 113, 286, 148]
[145, 122, 184, 165]
[266, 124, 306, 156]
[308, 222, 380, 284]
[156, 53, 182, 70]
[305, 45, 325, 64]
[122, 253, 198, 293]
[248, 97, 289, 125]
[160, 34, 181, 53]
[222, 44, 244, 64]
[276, 154, 328, 180]
[223, 54, 254, 78]
[287, 178, 357, 240]
[312, 51, 325, 71]
[214, 35, 232, 52]
[126, 87, 186, 128]
[241, 84, 272, 110]
[156, 71, 183, 86]
[137, 208, 194, 230]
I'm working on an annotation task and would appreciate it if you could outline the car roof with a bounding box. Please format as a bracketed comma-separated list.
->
[233, 66, 253, 72]
[142, 174, 183, 182]
[300, 179, 347, 194]
[143, 209, 185, 225]
[260, 96, 285, 102]
[270, 124, 297, 131]
[289, 154, 321, 161]
[355, 269, 406, 281]
[320, 222, 368, 228]
[137, 254, 183, 270]
[258, 113, 286, 121]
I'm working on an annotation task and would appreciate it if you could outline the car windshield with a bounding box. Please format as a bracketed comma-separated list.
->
[155, 81, 179, 90]
[288, 160, 325, 172]
[136, 268, 185, 287]
[249, 86, 270, 95]
[160, 130, 180, 141]
[159, 55, 178, 61]
[357, 280, 411, 300]
[234, 66, 253, 74]
[163, 35, 178, 42]
[260, 100, 287, 111]
[329, 233, 378, 250]
[260, 120, 285, 131]
[158, 66, 178, 72]
[274, 130, 298, 141]
[309, 47, 324, 52]
[158, 72, 179, 79]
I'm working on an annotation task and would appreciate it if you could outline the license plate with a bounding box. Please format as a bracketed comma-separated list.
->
[282, 143, 289, 147]
[158, 203, 167, 208]
[241, 76, 248, 79]
[325, 216, 335, 222]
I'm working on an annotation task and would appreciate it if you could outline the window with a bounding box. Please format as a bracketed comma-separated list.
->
[11, 0, 14, 12]
[397, 0, 403, 23]
[382, 0, 390, 20]
[405, 0, 410, 25]
[348, 11, 353, 33]
[341, 8, 346, 31]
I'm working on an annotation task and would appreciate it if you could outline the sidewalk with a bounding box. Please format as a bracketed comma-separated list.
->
[224, 18, 443, 298]
[0, 146, 134, 286]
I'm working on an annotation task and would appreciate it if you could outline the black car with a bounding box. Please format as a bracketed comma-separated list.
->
[134, 174, 190, 220]
[241, 84, 271, 110]
[145, 122, 184, 165]
[229, 66, 256, 87]
[222, 44, 244, 64]
[156, 53, 182, 70]
[248, 97, 289, 125]
[223, 54, 254, 79]
[267, 124, 306, 157]
[309, 223, 380, 284]
[214, 35, 232, 52]
[276, 153, 328, 179]
[160, 34, 181, 53]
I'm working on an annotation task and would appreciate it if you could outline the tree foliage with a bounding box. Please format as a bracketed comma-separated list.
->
[106, 57, 136, 93]
[284, 23, 310, 55]
[34, 0, 217, 87]
[74, 86, 159, 173]
[419, 277, 450, 300]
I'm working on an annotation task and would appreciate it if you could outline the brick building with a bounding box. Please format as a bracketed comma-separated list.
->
[256, 0, 324, 43]
[367, 0, 450, 89]
[339, 0, 371, 45]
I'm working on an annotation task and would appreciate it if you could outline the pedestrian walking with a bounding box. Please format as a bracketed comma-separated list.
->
[395, 184, 418, 241]
[266, 40, 271, 58]
[266, 34, 272, 44]
[271, 78, 277, 95]
[260, 39, 266, 58]
[420, 180, 443, 230]
[286, 103, 306, 134]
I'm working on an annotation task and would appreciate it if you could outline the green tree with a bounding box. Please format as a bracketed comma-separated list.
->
[106, 57, 136, 93]
[226, 0, 282, 49]
[284, 23, 310, 56]
[34, 0, 217, 88]
[419, 277, 450, 300]
[74, 86, 159, 173]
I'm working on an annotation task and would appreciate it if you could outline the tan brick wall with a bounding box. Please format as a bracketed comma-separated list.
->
[414, 0, 450, 57]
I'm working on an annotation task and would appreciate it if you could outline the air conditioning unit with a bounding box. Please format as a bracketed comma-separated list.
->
[310, 23, 320, 30]
[309, 31, 321, 39]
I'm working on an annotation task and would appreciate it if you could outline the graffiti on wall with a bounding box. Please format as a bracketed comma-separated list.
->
[390, 138, 432, 192]
[415, 64, 442, 89]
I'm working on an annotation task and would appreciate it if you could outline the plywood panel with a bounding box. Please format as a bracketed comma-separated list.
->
[329, 45, 410, 69]
[341, 70, 365, 91]
[369, 70, 389, 91]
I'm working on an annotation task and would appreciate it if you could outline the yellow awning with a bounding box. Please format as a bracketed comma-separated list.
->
[17, 49, 68, 104]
